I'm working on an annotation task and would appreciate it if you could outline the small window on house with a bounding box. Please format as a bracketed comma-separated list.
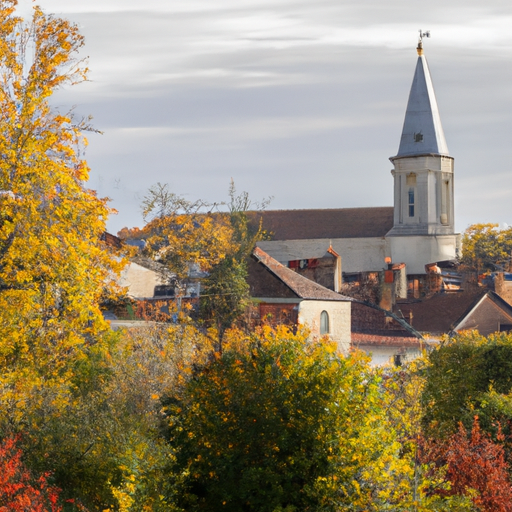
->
[154, 285, 175, 297]
[408, 188, 415, 217]
[500, 324, 512, 333]
[320, 311, 329, 335]
[394, 354, 403, 367]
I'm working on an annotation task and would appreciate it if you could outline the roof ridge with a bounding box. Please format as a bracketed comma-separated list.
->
[258, 206, 393, 213]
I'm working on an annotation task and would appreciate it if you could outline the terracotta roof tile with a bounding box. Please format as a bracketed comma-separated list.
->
[251, 207, 394, 241]
[101, 231, 122, 249]
[251, 247, 352, 302]
[395, 289, 487, 334]
[352, 332, 423, 347]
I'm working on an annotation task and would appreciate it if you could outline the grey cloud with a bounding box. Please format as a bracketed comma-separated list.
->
[38, 1, 512, 234]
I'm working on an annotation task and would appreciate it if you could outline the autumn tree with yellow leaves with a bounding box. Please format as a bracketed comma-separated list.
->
[461, 223, 512, 273]
[0, 1, 122, 508]
[124, 180, 270, 346]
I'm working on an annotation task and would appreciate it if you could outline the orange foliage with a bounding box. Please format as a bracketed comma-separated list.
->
[0, 436, 63, 512]
[422, 417, 512, 511]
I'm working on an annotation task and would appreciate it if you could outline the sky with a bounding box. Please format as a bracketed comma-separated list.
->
[15, 0, 512, 234]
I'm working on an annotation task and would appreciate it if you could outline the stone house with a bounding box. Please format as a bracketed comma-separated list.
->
[248, 247, 352, 354]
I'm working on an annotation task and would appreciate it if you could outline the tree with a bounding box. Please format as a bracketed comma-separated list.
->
[461, 223, 512, 273]
[199, 181, 270, 349]
[421, 417, 512, 512]
[200, 256, 250, 350]
[0, 436, 63, 512]
[135, 181, 269, 345]
[0, 2, 118, 359]
[0, 2, 121, 508]
[88, 321, 213, 511]
[138, 183, 235, 280]
[162, 326, 455, 512]
[377, 360, 476, 512]
[422, 331, 512, 442]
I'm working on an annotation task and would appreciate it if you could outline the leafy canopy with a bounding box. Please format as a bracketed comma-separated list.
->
[0, 2, 121, 508]
[462, 223, 512, 272]
[163, 327, 452, 512]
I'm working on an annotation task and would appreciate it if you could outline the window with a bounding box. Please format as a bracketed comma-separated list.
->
[320, 311, 329, 335]
[408, 188, 415, 217]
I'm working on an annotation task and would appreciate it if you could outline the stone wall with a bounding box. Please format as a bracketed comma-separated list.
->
[298, 300, 351, 354]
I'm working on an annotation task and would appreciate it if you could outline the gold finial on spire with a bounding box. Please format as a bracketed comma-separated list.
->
[417, 29, 430, 55]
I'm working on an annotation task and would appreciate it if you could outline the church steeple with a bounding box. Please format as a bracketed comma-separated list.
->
[387, 38, 455, 238]
[395, 40, 449, 159]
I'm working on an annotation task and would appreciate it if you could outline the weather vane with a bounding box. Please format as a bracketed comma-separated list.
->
[417, 29, 430, 55]
[418, 29, 430, 42]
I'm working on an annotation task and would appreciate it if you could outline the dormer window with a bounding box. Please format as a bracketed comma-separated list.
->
[414, 132, 423, 143]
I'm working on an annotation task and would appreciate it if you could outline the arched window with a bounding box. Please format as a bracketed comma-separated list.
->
[320, 310, 329, 335]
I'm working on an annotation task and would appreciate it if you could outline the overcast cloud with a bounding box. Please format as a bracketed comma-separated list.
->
[15, 0, 512, 233]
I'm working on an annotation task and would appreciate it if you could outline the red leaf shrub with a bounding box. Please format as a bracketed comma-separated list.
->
[423, 417, 512, 512]
[0, 436, 62, 512]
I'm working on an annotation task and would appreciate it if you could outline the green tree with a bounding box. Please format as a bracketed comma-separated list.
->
[461, 223, 512, 273]
[200, 256, 250, 351]
[422, 331, 512, 449]
[162, 327, 458, 512]
[199, 180, 270, 349]
[97, 322, 213, 511]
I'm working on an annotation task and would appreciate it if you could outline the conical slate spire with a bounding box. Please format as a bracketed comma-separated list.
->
[395, 45, 449, 158]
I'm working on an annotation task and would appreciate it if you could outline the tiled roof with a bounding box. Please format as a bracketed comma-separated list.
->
[250, 207, 394, 241]
[352, 332, 423, 347]
[131, 256, 175, 280]
[395, 289, 487, 334]
[101, 231, 123, 249]
[251, 247, 351, 302]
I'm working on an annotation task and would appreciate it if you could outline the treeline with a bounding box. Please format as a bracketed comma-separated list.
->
[4, 323, 512, 511]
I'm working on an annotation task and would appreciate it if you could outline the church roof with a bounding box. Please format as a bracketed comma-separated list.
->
[394, 47, 449, 159]
[252, 207, 394, 241]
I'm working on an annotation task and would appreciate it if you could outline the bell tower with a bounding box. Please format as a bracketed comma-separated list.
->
[387, 35, 454, 237]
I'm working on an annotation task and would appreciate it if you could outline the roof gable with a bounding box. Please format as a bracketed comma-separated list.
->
[396, 290, 512, 335]
[453, 292, 512, 334]
[250, 247, 351, 302]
